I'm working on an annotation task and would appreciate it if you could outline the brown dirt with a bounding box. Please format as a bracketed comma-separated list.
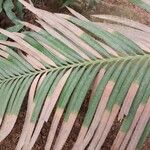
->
[0, 0, 150, 150]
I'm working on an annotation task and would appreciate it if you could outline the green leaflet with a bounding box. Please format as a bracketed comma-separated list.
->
[57, 67, 85, 108]
[69, 17, 139, 56]
[115, 58, 145, 106]
[36, 30, 83, 62]
[64, 64, 100, 120]
[130, 0, 150, 12]
[0, 24, 23, 40]
[4, 0, 20, 24]
[62, 0, 101, 8]
[22, 33, 67, 66]
[83, 63, 116, 127]
[81, 33, 112, 58]
[120, 60, 150, 132]
[0, 79, 18, 118]
[0, 0, 24, 40]
[16, 0, 24, 19]
[6, 77, 26, 113]
[62, 0, 75, 6]
[0, 0, 3, 13]
[137, 121, 150, 149]
[31, 70, 67, 122]
[31, 72, 57, 122]
[11, 76, 35, 115]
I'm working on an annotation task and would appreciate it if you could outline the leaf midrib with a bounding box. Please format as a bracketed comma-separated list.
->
[0, 53, 149, 84]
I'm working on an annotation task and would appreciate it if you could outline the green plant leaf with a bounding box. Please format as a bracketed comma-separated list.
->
[0, 0, 24, 40]
[0, 1, 150, 150]
[130, 0, 150, 12]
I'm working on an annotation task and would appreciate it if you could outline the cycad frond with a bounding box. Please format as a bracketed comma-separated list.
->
[0, 0, 150, 150]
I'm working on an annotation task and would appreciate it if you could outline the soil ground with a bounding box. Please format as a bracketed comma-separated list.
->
[0, 0, 150, 149]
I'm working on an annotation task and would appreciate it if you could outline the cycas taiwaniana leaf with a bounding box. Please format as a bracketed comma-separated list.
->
[0, 0, 150, 149]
